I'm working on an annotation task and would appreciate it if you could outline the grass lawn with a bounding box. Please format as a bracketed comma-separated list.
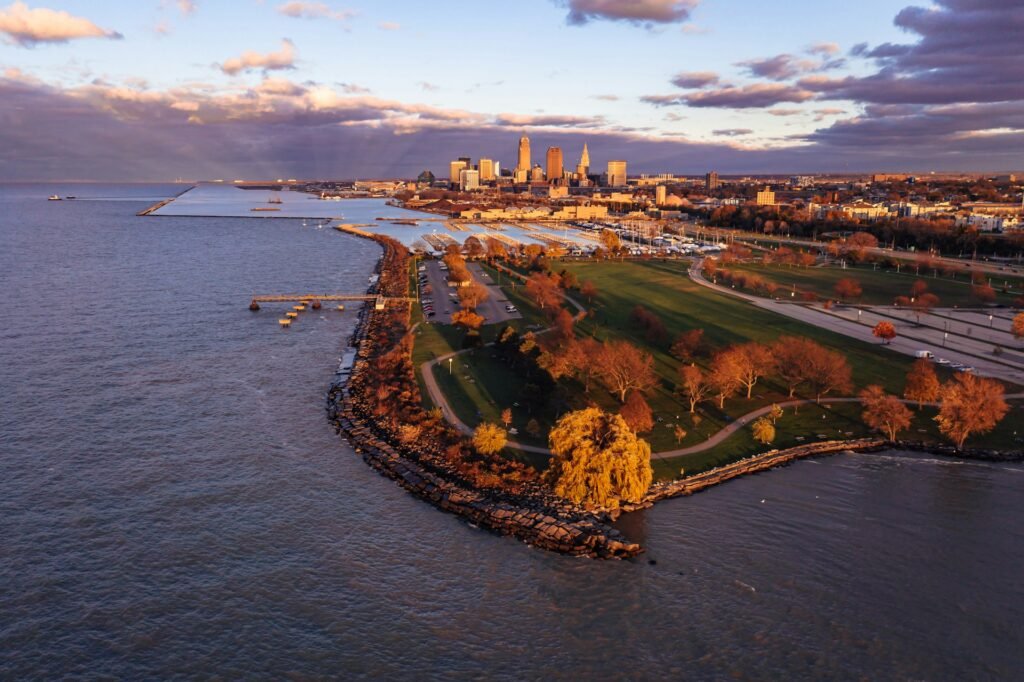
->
[726, 260, 1023, 306]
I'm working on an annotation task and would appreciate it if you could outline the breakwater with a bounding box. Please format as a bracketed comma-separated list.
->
[324, 234, 642, 559]
[641, 438, 889, 505]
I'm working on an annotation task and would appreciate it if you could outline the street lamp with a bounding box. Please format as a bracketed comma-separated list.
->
[857, 309, 862, 322]
[989, 314, 994, 328]
[943, 332, 948, 347]
[448, 357, 453, 375]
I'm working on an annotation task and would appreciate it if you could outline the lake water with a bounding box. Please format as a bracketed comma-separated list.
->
[2, 183, 1023, 679]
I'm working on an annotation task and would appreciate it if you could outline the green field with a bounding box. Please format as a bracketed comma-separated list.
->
[726, 260, 1023, 306]
[409, 257, 1022, 479]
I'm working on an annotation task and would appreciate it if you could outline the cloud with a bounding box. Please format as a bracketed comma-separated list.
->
[494, 113, 605, 128]
[378, 21, 399, 30]
[682, 83, 815, 108]
[177, 0, 196, 16]
[561, 0, 698, 26]
[806, 42, 839, 56]
[670, 70, 719, 88]
[738, 54, 819, 81]
[712, 128, 753, 137]
[640, 94, 685, 106]
[417, 81, 439, 92]
[0, 1, 122, 46]
[338, 82, 370, 94]
[767, 108, 803, 117]
[219, 39, 296, 76]
[591, 94, 619, 101]
[276, 2, 355, 22]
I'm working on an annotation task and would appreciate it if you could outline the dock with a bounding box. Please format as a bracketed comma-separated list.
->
[248, 293, 414, 312]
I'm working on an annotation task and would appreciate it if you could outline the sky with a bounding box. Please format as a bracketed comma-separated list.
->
[0, 0, 1022, 180]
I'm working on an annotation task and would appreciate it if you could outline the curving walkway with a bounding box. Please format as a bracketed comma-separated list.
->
[419, 259, 1024, 462]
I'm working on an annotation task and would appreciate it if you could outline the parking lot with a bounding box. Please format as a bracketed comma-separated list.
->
[417, 260, 523, 326]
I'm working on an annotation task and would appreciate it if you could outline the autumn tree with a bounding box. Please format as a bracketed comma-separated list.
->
[525, 272, 562, 311]
[464, 236, 486, 259]
[904, 359, 940, 409]
[500, 407, 513, 429]
[451, 309, 484, 330]
[803, 345, 853, 402]
[709, 350, 744, 408]
[971, 284, 997, 305]
[673, 425, 687, 445]
[600, 229, 621, 253]
[619, 392, 655, 433]
[551, 307, 576, 345]
[677, 364, 710, 413]
[726, 342, 775, 399]
[834, 278, 863, 302]
[458, 281, 489, 310]
[934, 373, 1009, 449]
[473, 422, 507, 455]
[545, 408, 653, 508]
[769, 403, 784, 424]
[772, 336, 817, 397]
[558, 269, 578, 290]
[859, 385, 913, 441]
[873, 321, 897, 344]
[580, 280, 598, 304]
[593, 340, 657, 402]
[752, 417, 775, 445]
[670, 329, 705, 361]
[1012, 312, 1024, 341]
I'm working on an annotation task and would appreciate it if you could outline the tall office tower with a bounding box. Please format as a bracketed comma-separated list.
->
[517, 135, 531, 173]
[705, 171, 720, 191]
[655, 185, 667, 206]
[530, 164, 545, 183]
[478, 158, 495, 182]
[449, 160, 467, 186]
[546, 147, 563, 183]
[576, 142, 590, 177]
[607, 160, 627, 187]
[459, 169, 480, 191]
[458, 157, 472, 172]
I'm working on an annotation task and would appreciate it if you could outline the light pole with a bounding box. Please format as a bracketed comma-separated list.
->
[989, 314, 994, 328]
[448, 357, 453, 375]
[857, 309, 862, 322]
[943, 332, 948, 347]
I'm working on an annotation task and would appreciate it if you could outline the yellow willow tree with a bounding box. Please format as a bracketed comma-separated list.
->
[546, 408, 652, 509]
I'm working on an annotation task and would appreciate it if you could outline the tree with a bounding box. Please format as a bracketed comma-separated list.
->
[709, 351, 744, 408]
[859, 385, 913, 441]
[545, 408, 653, 508]
[803, 346, 853, 402]
[873, 321, 897, 344]
[580, 280, 598, 304]
[1012, 312, 1024, 341]
[971, 284, 996, 305]
[677, 364, 710, 413]
[551, 307, 576, 345]
[451, 309, 484, 330]
[673, 425, 687, 445]
[600, 229, 621, 253]
[473, 423, 507, 455]
[934, 373, 1009, 449]
[904, 359, 940, 409]
[727, 342, 775, 399]
[458, 281, 489, 310]
[772, 336, 818, 397]
[500, 407, 513, 429]
[525, 272, 562, 311]
[834, 278, 863, 302]
[752, 417, 775, 445]
[464, 236, 486, 259]
[558, 269, 578, 290]
[768, 403, 784, 424]
[619, 392, 654, 433]
[593, 340, 657, 402]
[525, 418, 541, 438]
[670, 329, 705, 361]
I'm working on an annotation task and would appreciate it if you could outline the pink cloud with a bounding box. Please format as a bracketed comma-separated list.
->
[219, 39, 296, 76]
[0, 1, 122, 46]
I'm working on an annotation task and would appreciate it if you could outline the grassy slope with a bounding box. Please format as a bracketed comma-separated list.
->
[727, 260, 1023, 306]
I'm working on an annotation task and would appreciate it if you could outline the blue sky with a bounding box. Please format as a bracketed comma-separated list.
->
[1, 1, 1021, 180]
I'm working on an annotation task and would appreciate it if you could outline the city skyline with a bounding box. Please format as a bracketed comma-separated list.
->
[0, 0, 1022, 180]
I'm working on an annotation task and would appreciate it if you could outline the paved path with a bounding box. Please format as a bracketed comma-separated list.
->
[419, 259, 1024, 462]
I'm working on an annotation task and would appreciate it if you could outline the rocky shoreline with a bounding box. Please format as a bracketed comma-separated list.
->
[323, 232, 1022, 559]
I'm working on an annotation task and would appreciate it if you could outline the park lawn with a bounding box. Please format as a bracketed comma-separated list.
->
[557, 258, 930, 450]
[652, 399, 1024, 482]
[726, 260, 1023, 306]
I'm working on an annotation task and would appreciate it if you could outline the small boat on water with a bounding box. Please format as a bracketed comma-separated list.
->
[48, 195, 61, 201]
[279, 318, 292, 327]
[268, 195, 283, 204]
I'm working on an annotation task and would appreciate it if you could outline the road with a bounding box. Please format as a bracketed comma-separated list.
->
[467, 262, 521, 325]
[419, 260, 457, 324]
[689, 260, 1024, 385]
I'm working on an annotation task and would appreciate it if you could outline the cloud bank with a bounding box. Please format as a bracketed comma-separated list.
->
[0, 1, 122, 46]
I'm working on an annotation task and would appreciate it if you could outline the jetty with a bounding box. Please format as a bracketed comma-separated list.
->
[248, 293, 413, 312]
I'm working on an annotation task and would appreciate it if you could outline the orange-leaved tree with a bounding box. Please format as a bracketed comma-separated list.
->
[934, 373, 1009, 449]
[873, 321, 897, 344]
[859, 385, 913, 441]
[904, 358, 940, 409]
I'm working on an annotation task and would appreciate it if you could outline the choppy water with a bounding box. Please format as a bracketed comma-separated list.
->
[2, 184, 1023, 679]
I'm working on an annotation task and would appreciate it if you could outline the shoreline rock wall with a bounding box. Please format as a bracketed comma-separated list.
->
[325, 234, 643, 559]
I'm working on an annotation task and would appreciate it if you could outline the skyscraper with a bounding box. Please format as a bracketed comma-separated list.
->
[517, 135, 530, 173]
[459, 169, 480, 191]
[576, 142, 590, 177]
[705, 171, 719, 191]
[546, 147, 563, 183]
[449, 159, 467, 186]
[607, 160, 627, 187]
[655, 185, 667, 206]
[478, 158, 495, 182]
